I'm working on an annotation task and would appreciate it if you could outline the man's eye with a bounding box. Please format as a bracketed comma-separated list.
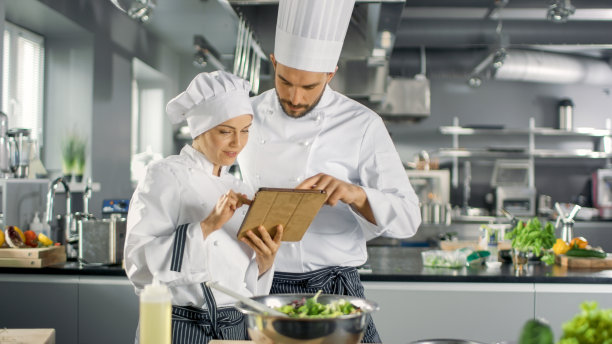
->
[220, 130, 231, 134]
[241, 129, 250, 133]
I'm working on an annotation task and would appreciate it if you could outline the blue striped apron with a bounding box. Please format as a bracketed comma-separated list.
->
[271, 266, 382, 343]
[169, 224, 248, 344]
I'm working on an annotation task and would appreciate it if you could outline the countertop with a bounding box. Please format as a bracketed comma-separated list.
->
[2, 247, 612, 284]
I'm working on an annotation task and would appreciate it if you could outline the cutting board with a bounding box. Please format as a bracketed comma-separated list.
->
[0, 329, 55, 344]
[0, 246, 66, 268]
[439, 240, 479, 251]
[555, 253, 612, 269]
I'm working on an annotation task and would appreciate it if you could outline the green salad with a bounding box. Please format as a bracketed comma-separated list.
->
[559, 301, 612, 344]
[275, 290, 361, 318]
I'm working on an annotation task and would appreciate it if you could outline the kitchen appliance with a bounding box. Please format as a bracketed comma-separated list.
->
[407, 169, 451, 225]
[592, 168, 612, 219]
[7, 128, 32, 178]
[235, 293, 379, 344]
[491, 159, 536, 216]
[78, 214, 127, 265]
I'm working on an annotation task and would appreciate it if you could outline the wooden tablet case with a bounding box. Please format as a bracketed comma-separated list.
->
[237, 188, 327, 242]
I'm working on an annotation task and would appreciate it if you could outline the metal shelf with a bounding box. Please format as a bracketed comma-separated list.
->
[439, 148, 612, 159]
[440, 126, 612, 137]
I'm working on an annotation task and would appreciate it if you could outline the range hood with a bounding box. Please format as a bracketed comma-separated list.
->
[229, 0, 429, 118]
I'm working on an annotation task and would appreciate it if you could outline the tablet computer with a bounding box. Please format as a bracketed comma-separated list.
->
[237, 188, 327, 242]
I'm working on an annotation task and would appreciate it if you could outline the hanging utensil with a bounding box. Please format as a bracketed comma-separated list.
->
[233, 19, 245, 75]
[205, 281, 287, 317]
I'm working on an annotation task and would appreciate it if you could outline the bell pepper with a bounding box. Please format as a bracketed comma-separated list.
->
[569, 237, 588, 249]
[552, 238, 570, 255]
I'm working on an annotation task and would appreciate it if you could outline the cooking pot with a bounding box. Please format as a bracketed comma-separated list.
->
[78, 214, 126, 265]
[235, 293, 378, 344]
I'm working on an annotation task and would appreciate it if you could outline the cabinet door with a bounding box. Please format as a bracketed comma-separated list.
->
[363, 281, 534, 343]
[78, 276, 139, 344]
[0, 274, 79, 344]
[535, 283, 612, 341]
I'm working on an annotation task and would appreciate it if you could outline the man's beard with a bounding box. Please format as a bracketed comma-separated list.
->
[275, 87, 325, 119]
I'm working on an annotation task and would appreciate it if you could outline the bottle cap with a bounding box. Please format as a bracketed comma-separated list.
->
[141, 273, 171, 303]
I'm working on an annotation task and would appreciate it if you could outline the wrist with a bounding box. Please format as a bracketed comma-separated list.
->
[200, 220, 214, 239]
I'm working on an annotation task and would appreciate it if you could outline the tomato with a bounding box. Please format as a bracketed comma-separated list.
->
[24, 230, 38, 248]
[570, 237, 588, 249]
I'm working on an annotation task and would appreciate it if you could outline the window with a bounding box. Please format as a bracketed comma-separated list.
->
[2, 22, 45, 143]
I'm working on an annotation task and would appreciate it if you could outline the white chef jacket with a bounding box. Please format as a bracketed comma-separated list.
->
[237, 85, 421, 273]
[125, 145, 273, 308]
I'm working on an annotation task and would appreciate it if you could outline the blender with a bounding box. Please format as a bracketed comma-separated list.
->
[7, 128, 31, 178]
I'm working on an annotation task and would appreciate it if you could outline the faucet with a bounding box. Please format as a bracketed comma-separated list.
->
[45, 177, 72, 244]
[83, 177, 93, 216]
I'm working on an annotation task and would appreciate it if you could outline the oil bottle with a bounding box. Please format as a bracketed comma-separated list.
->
[139, 274, 171, 344]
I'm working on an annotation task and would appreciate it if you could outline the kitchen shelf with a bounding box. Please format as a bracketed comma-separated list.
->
[438, 117, 612, 187]
[440, 126, 612, 137]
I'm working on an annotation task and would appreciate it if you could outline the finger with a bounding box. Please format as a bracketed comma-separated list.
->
[246, 229, 269, 253]
[257, 225, 274, 244]
[237, 193, 252, 206]
[273, 225, 284, 244]
[240, 236, 263, 255]
[296, 173, 324, 190]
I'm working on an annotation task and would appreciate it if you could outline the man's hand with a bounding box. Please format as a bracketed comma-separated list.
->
[200, 190, 251, 239]
[296, 173, 376, 224]
[240, 225, 284, 276]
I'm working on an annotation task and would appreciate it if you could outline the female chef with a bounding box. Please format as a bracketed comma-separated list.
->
[124, 70, 283, 344]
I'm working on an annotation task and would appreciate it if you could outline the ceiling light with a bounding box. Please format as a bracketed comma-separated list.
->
[110, 0, 156, 23]
[547, 0, 575, 23]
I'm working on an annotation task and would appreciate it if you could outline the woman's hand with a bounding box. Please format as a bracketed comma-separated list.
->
[240, 225, 284, 276]
[200, 190, 251, 239]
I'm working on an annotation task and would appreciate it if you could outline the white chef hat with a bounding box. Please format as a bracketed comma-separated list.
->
[274, 0, 355, 73]
[166, 71, 253, 139]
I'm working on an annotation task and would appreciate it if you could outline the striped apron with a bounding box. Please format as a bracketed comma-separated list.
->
[169, 224, 248, 344]
[271, 266, 382, 343]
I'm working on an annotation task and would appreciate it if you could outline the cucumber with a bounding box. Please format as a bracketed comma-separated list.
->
[519, 318, 554, 344]
[565, 248, 607, 259]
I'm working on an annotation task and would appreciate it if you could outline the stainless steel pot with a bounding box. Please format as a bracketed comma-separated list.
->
[78, 214, 126, 265]
[236, 293, 379, 344]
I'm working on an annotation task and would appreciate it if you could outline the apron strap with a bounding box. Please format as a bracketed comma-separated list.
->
[200, 282, 223, 339]
[273, 266, 358, 295]
[170, 223, 189, 272]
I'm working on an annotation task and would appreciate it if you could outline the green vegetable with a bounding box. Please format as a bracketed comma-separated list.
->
[274, 290, 361, 318]
[565, 248, 607, 259]
[506, 217, 556, 265]
[559, 301, 612, 344]
[519, 318, 554, 344]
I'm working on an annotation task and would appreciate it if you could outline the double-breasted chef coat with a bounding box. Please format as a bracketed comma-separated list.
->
[238, 85, 421, 273]
[125, 145, 273, 307]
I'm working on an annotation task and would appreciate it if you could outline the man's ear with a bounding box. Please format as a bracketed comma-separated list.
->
[326, 66, 338, 83]
[270, 54, 276, 70]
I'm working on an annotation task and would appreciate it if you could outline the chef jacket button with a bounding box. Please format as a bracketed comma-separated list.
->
[213, 241, 218, 247]
[300, 141, 310, 146]
[267, 109, 273, 115]
[260, 139, 266, 144]
[255, 174, 260, 180]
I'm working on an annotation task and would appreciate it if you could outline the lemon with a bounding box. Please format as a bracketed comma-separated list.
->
[0, 230, 5, 247]
[13, 226, 25, 243]
[38, 233, 53, 247]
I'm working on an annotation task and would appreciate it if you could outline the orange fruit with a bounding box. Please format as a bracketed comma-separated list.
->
[0, 230, 5, 247]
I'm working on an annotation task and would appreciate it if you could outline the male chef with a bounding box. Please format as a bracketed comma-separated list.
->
[237, 0, 421, 342]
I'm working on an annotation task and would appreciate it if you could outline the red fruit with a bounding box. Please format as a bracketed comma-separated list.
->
[24, 230, 38, 248]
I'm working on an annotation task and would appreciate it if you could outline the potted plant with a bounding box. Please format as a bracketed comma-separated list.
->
[61, 135, 76, 182]
[506, 217, 556, 273]
[72, 136, 86, 182]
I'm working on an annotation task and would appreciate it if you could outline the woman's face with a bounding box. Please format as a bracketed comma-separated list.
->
[193, 114, 252, 174]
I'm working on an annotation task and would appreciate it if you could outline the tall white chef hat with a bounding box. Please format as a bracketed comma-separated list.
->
[274, 0, 356, 73]
[166, 71, 253, 139]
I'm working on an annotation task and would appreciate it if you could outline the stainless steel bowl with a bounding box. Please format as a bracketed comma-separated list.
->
[235, 293, 379, 344]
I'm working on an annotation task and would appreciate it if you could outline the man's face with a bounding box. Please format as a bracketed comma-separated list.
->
[272, 55, 335, 118]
